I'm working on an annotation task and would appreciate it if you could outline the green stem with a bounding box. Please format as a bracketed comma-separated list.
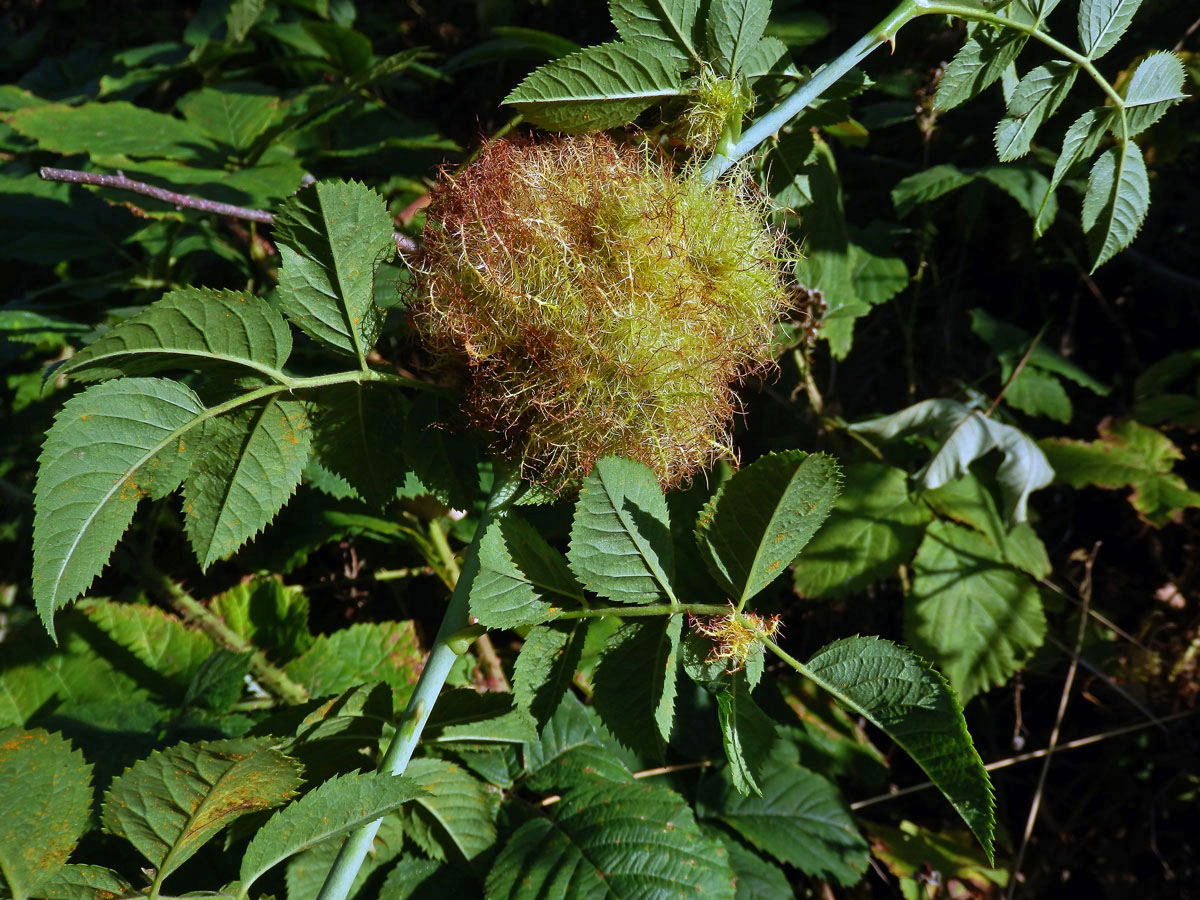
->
[702, 0, 1129, 180]
[553, 603, 732, 621]
[314, 467, 524, 900]
[701, 1, 918, 181]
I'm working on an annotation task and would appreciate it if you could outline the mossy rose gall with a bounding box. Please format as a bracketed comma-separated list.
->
[410, 135, 789, 489]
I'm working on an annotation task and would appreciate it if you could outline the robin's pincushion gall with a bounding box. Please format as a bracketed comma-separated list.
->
[410, 135, 789, 490]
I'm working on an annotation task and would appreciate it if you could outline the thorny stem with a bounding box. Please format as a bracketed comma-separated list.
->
[703, 0, 1132, 180]
[38, 166, 419, 255]
[314, 466, 524, 900]
[149, 573, 309, 706]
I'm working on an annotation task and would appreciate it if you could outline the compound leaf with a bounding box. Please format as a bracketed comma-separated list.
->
[699, 744, 868, 885]
[713, 672, 778, 796]
[848, 398, 1053, 525]
[935, 29, 1027, 112]
[801, 635, 995, 861]
[524, 695, 636, 791]
[1035, 106, 1112, 236]
[568, 456, 675, 604]
[102, 738, 302, 886]
[33, 378, 207, 636]
[1120, 51, 1188, 137]
[610, 0, 701, 64]
[487, 780, 736, 900]
[306, 382, 409, 509]
[706, 0, 771, 75]
[697, 450, 840, 605]
[513, 622, 588, 731]
[503, 40, 686, 133]
[1082, 141, 1149, 269]
[183, 396, 312, 569]
[240, 771, 423, 892]
[1079, 0, 1143, 60]
[592, 616, 682, 757]
[273, 180, 395, 361]
[57, 288, 291, 384]
[792, 462, 931, 598]
[473, 517, 584, 630]
[994, 61, 1078, 161]
[907, 521, 1046, 702]
[0, 728, 93, 898]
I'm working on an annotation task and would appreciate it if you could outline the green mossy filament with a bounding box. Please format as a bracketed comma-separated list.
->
[411, 135, 788, 489]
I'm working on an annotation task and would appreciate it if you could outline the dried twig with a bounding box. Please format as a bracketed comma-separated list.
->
[1006, 542, 1099, 898]
[38, 165, 418, 254]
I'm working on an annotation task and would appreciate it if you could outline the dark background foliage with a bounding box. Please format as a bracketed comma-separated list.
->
[1, 0, 1197, 897]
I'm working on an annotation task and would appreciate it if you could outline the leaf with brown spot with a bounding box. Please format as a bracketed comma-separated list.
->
[0, 728, 93, 898]
[696, 450, 841, 605]
[100, 737, 303, 890]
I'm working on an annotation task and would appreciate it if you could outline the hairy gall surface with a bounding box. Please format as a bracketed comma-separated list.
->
[410, 135, 788, 489]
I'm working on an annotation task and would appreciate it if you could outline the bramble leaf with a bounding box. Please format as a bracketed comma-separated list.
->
[56, 288, 291, 384]
[1040, 418, 1200, 526]
[907, 521, 1047, 703]
[592, 616, 682, 757]
[0, 728, 93, 898]
[102, 738, 303, 886]
[273, 180, 396, 361]
[183, 396, 312, 569]
[699, 744, 868, 885]
[240, 771, 422, 891]
[802, 636, 995, 860]
[283, 621, 422, 701]
[503, 40, 687, 133]
[792, 462, 931, 598]
[9, 101, 217, 160]
[472, 517, 583, 630]
[177, 84, 277, 150]
[848, 398, 1054, 525]
[487, 780, 736, 900]
[33, 378, 207, 636]
[568, 456, 675, 604]
[697, 450, 840, 605]
[82, 600, 213, 687]
[891, 164, 975, 217]
[1082, 141, 1149, 269]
